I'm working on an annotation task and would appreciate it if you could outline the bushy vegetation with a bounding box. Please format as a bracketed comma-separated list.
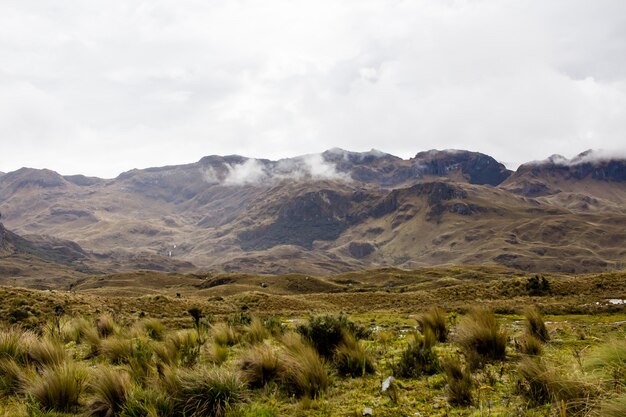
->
[417, 307, 449, 343]
[395, 329, 440, 378]
[524, 306, 550, 342]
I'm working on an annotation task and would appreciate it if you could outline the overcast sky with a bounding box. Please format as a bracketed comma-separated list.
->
[1, 0, 625, 178]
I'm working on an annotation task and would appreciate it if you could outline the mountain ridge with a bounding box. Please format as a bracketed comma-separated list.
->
[1, 148, 626, 279]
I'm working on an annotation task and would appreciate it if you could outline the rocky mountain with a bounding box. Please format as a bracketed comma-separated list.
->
[1, 148, 625, 278]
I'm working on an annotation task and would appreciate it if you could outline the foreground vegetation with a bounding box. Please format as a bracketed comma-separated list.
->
[0, 305, 623, 416]
[0, 269, 624, 416]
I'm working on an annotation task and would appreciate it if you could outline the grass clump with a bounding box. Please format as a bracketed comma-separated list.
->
[443, 357, 473, 406]
[26, 362, 86, 413]
[456, 308, 507, 369]
[86, 367, 131, 417]
[523, 307, 549, 342]
[212, 322, 239, 347]
[517, 357, 593, 413]
[61, 317, 91, 344]
[585, 339, 625, 381]
[100, 336, 133, 365]
[0, 358, 32, 395]
[600, 394, 626, 417]
[395, 329, 440, 378]
[519, 334, 543, 356]
[27, 337, 67, 368]
[244, 318, 269, 345]
[121, 386, 175, 417]
[280, 333, 329, 398]
[334, 333, 376, 377]
[0, 327, 28, 364]
[171, 366, 246, 417]
[297, 313, 367, 359]
[96, 314, 117, 339]
[239, 343, 285, 388]
[417, 307, 449, 343]
[141, 318, 165, 341]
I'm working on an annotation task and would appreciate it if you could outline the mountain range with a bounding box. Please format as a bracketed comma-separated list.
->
[2, 148, 626, 283]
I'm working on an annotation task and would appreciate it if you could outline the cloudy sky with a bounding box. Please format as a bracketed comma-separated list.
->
[1, 0, 625, 178]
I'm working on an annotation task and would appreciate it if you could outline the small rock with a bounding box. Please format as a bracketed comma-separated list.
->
[381, 376, 395, 392]
[362, 407, 373, 416]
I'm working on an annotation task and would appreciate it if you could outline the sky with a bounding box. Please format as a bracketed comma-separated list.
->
[1, 0, 626, 178]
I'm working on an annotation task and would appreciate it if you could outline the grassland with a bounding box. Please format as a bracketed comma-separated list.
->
[0, 267, 624, 416]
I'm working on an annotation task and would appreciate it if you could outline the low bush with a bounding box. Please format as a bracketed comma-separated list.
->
[456, 308, 507, 369]
[395, 329, 440, 378]
[297, 314, 368, 359]
[417, 307, 449, 343]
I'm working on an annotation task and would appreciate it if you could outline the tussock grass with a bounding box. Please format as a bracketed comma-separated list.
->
[26, 337, 67, 368]
[96, 314, 117, 339]
[212, 322, 239, 347]
[456, 308, 507, 369]
[395, 328, 440, 378]
[297, 314, 368, 359]
[239, 343, 284, 388]
[517, 357, 594, 414]
[280, 332, 329, 398]
[443, 357, 473, 406]
[523, 307, 549, 342]
[0, 358, 32, 396]
[121, 386, 175, 417]
[141, 318, 165, 341]
[100, 336, 133, 365]
[86, 366, 131, 417]
[203, 342, 229, 366]
[417, 307, 449, 343]
[601, 394, 626, 417]
[519, 334, 543, 356]
[585, 339, 625, 381]
[61, 317, 91, 344]
[334, 333, 376, 377]
[244, 318, 269, 345]
[171, 366, 246, 417]
[0, 327, 29, 364]
[26, 362, 86, 413]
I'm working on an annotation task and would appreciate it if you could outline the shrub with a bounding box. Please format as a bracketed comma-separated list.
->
[26, 362, 86, 413]
[417, 307, 449, 343]
[188, 307, 203, 330]
[524, 307, 549, 342]
[172, 367, 246, 417]
[86, 367, 131, 417]
[297, 314, 367, 359]
[334, 333, 375, 377]
[280, 333, 329, 398]
[456, 308, 507, 369]
[443, 357, 473, 406]
[239, 343, 285, 388]
[526, 275, 550, 296]
[395, 329, 440, 378]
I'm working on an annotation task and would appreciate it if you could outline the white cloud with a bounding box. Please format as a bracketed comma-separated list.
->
[0, 0, 625, 177]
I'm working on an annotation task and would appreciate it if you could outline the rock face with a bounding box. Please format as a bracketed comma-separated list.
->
[2, 148, 626, 276]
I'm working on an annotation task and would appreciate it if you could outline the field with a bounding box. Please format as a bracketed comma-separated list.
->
[0, 267, 625, 416]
